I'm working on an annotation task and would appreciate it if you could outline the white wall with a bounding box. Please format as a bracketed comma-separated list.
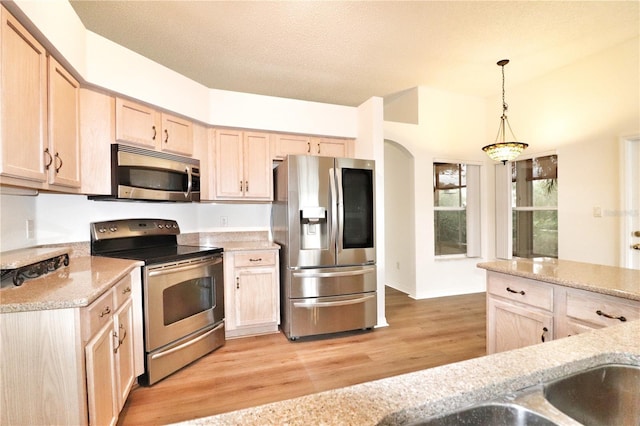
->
[487, 37, 640, 266]
[9, 0, 358, 138]
[384, 141, 415, 294]
[384, 87, 488, 299]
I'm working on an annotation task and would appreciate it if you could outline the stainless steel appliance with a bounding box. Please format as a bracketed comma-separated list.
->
[272, 155, 376, 340]
[90, 219, 224, 385]
[90, 144, 200, 202]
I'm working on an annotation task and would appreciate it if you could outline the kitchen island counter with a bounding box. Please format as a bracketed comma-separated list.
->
[0, 254, 142, 313]
[477, 258, 640, 301]
[173, 320, 639, 425]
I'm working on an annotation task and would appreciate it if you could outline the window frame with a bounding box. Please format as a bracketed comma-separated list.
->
[433, 160, 481, 259]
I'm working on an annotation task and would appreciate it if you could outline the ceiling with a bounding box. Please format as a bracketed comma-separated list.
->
[69, 1, 639, 107]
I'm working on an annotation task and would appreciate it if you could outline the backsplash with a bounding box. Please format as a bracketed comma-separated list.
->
[0, 193, 271, 252]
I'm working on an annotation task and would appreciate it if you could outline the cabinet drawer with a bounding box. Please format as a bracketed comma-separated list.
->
[487, 272, 554, 311]
[82, 289, 115, 341]
[234, 251, 276, 267]
[113, 274, 133, 309]
[565, 289, 640, 327]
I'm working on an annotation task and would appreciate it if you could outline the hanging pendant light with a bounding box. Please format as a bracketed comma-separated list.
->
[482, 59, 528, 164]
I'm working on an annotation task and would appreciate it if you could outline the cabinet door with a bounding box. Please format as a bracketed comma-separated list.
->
[160, 113, 193, 156]
[0, 7, 47, 182]
[272, 134, 311, 160]
[312, 137, 347, 158]
[113, 298, 135, 412]
[234, 267, 278, 327]
[85, 321, 117, 426]
[115, 98, 159, 149]
[243, 132, 272, 200]
[214, 129, 244, 199]
[48, 56, 81, 188]
[487, 297, 553, 354]
[80, 89, 115, 195]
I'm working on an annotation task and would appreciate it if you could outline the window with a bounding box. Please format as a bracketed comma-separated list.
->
[434, 162, 481, 257]
[511, 154, 558, 258]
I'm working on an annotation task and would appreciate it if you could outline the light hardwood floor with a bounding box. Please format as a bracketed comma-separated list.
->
[118, 287, 486, 425]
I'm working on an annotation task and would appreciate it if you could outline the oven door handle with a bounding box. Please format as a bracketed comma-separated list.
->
[150, 322, 224, 361]
[147, 256, 222, 276]
[293, 294, 375, 308]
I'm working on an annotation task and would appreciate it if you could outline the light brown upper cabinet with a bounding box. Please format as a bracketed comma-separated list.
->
[115, 97, 193, 156]
[271, 133, 352, 160]
[213, 129, 272, 201]
[0, 6, 80, 191]
[47, 56, 81, 188]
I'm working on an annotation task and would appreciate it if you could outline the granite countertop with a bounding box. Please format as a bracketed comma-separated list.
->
[0, 255, 142, 313]
[174, 321, 640, 425]
[477, 258, 640, 301]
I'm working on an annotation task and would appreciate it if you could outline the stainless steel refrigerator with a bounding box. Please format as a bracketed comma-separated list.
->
[272, 155, 377, 340]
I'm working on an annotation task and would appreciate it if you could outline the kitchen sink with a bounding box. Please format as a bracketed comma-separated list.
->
[543, 363, 640, 426]
[409, 402, 558, 426]
[402, 363, 640, 426]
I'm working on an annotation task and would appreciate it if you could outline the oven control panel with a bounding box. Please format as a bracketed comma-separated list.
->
[90, 219, 180, 241]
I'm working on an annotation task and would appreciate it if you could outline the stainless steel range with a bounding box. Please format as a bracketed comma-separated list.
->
[90, 218, 225, 386]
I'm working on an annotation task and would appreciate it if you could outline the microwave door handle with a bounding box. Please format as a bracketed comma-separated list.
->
[185, 167, 192, 199]
[329, 168, 338, 253]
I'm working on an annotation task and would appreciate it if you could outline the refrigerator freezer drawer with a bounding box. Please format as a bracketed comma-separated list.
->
[289, 265, 376, 298]
[286, 292, 377, 340]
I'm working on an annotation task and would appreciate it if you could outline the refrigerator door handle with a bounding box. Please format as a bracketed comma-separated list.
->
[335, 166, 345, 253]
[293, 294, 375, 308]
[329, 167, 338, 253]
[292, 268, 374, 278]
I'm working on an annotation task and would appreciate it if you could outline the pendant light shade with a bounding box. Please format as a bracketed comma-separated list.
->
[482, 59, 528, 164]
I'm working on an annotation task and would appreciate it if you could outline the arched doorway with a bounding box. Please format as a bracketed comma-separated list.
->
[384, 139, 416, 296]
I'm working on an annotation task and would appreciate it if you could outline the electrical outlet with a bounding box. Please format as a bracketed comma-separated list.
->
[221, 216, 228, 227]
[26, 219, 35, 239]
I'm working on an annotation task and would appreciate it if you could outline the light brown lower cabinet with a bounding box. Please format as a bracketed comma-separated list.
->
[224, 249, 280, 338]
[0, 269, 142, 425]
[486, 271, 640, 354]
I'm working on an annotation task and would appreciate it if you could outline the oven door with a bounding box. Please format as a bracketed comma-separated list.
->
[144, 254, 223, 352]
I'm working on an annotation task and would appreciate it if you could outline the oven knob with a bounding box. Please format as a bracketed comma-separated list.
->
[109, 226, 117, 232]
[172, 223, 178, 229]
[98, 227, 106, 233]
[158, 223, 164, 229]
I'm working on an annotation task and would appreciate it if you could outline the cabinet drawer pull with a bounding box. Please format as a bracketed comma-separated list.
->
[596, 310, 627, 322]
[152, 125, 157, 140]
[245, 180, 249, 192]
[164, 128, 169, 143]
[114, 323, 127, 353]
[307, 142, 311, 153]
[541, 326, 548, 342]
[99, 306, 111, 317]
[54, 152, 63, 173]
[249, 258, 263, 262]
[122, 286, 131, 295]
[506, 287, 525, 295]
[236, 276, 239, 289]
[44, 148, 53, 170]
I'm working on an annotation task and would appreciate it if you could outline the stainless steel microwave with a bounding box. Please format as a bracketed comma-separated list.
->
[90, 144, 200, 202]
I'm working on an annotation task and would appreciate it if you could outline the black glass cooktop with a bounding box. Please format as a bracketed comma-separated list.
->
[98, 245, 222, 265]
